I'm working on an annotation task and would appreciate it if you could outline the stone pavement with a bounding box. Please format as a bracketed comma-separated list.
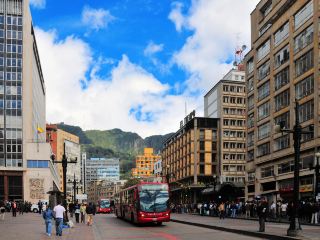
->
[171, 213, 320, 240]
[0, 212, 94, 240]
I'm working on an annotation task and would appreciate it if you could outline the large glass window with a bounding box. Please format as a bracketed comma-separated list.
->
[247, 132, 254, 147]
[258, 61, 270, 80]
[248, 95, 254, 110]
[278, 161, 294, 174]
[274, 22, 289, 46]
[274, 67, 289, 90]
[258, 81, 270, 101]
[260, 0, 272, 17]
[294, 1, 313, 31]
[247, 78, 254, 92]
[274, 89, 290, 112]
[248, 113, 254, 128]
[274, 134, 290, 151]
[274, 111, 290, 129]
[258, 101, 270, 120]
[257, 142, 270, 157]
[294, 25, 313, 53]
[261, 166, 274, 178]
[295, 74, 314, 100]
[298, 100, 314, 123]
[301, 125, 314, 142]
[274, 45, 289, 69]
[139, 184, 169, 213]
[295, 50, 313, 77]
[257, 39, 270, 62]
[258, 122, 270, 140]
[247, 59, 254, 74]
[27, 160, 49, 168]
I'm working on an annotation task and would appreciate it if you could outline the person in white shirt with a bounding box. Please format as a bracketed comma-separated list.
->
[53, 201, 66, 237]
[270, 201, 276, 219]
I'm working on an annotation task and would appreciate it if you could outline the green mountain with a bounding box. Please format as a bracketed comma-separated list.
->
[56, 123, 174, 177]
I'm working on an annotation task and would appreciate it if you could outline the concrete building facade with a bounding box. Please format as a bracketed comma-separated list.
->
[131, 148, 160, 178]
[204, 69, 246, 186]
[162, 115, 219, 204]
[245, 0, 318, 202]
[0, 0, 59, 202]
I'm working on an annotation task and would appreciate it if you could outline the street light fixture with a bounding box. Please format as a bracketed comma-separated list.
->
[68, 173, 81, 203]
[274, 100, 313, 237]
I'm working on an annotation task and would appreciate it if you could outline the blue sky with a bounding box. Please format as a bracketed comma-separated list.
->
[30, 0, 259, 137]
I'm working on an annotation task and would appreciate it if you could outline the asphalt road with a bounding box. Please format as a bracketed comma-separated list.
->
[92, 214, 265, 240]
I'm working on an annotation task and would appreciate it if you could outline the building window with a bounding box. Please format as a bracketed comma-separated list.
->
[274, 111, 290, 129]
[257, 39, 270, 62]
[301, 125, 314, 142]
[247, 132, 254, 147]
[274, 89, 290, 112]
[261, 165, 274, 178]
[248, 172, 255, 182]
[274, 22, 289, 46]
[274, 67, 289, 90]
[278, 161, 294, 175]
[301, 155, 314, 169]
[259, 23, 272, 37]
[248, 95, 254, 110]
[247, 59, 254, 74]
[258, 81, 270, 101]
[248, 113, 254, 128]
[298, 100, 314, 123]
[294, 1, 313, 31]
[258, 101, 270, 120]
[260, 0, 272, 17]
[258, 60, 270, 80]
[257, 142, 270, 157]
[258, 122, 270, 140]
[294, 24, 313, 53]
[295, 74, 314, 100]
[274, 45, 289, 69]
[248, 150, 254, 161]
[247, 78, 254, 92]
[274, 134, 290, 151]
[199, 141, 205, 151]
[27, 160, 49, 168]
[295, 50, 313, 77]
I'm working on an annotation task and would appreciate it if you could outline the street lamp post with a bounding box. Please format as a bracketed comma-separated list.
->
[51, 142, 77, 204]
[68, 173, 81, 203]
[275, 100, 313, 237]
[311, 153, 320, 201]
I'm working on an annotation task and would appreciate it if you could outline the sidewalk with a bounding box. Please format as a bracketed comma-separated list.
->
[171, 213, 320, 240]
[0, 212, 94, 240]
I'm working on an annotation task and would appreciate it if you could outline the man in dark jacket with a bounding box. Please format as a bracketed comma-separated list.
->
[257, 199, 268, 232]
[86, 202, 94, 226]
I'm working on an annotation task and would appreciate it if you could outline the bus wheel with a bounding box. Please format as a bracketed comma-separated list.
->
[131, 213, 134, 223]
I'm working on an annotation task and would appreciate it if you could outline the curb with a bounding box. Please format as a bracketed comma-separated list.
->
[171, 218, 304, 240]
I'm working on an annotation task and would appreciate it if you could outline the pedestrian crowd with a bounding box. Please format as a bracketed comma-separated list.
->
[171, 199, 320, 225]
[0, 199, 34, 220]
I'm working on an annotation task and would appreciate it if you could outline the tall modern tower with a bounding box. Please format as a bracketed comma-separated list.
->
[0, 0, 60, 202]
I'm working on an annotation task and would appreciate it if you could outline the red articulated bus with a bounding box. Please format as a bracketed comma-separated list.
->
[97, 199, 111, 213]
[114, 182, 170, 225]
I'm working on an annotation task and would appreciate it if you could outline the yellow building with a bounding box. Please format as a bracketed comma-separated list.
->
[132, 148, 161, 178]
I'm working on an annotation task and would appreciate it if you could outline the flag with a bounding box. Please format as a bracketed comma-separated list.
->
[37, 126, 44, 133]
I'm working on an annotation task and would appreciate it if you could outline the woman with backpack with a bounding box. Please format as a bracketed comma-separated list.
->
[42, 205, 54, 237]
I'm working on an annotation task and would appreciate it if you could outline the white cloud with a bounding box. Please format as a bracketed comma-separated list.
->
[144, 41, 164, 57]
[168, 2, 185, 32]
[30, 0, 46, 9]
[35, 28, 194, 137]
[170, 0, 259, 92]
[81, 6, 115, 31]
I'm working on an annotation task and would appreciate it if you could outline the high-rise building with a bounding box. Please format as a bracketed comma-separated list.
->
[85, 157, 120, 192]
[162, 115, 219, 204]
[46, 124, 81, 200]
[245, 0, 317, 202]
[0, 0, 60, 202]
[204, 68, 246, 188]
[131, 148, 160, 178]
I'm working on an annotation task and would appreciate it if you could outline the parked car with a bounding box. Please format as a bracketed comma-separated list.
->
[31, 200, 49, 213]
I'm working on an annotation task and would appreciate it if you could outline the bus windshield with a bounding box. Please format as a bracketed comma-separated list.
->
[100, 200, 110, 208]
[139, 184, 169, 213]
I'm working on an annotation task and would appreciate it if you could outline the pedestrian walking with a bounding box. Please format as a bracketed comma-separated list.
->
[11, 201, 17, 217]
[42, 205, 54, 237]
[0, 200, 5, 220]
[80, 203, 86, 223]
[53, 201, 66, 237]
[86, 202, 94, 226]
[270, 201, 276, 219]
[311, 201, 319, 224]
[74, 204, 80, 223]
[69, 202, 74, 218]
[218, 202, 225, 219]
[38, 200, 43, 215]
[257, 199, 268, 232]
[18, 201, 24, 215]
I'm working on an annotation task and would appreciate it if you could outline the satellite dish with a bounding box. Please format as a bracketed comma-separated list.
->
[242, 45, 247, 51]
